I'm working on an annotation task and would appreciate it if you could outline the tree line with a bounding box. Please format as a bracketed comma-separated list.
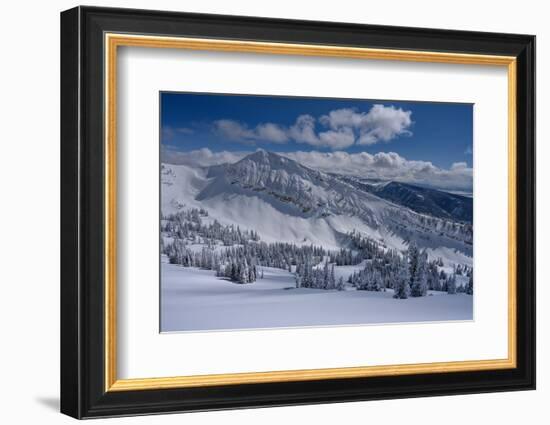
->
[162, 208, 473, 295]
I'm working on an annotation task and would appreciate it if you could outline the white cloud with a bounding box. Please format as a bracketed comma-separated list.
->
[283, 150, 472, 191]
[451, 161, 468, 170]
[319, 108, 364, 129]
[288, 114, 318, 145]
[287, 115, 355, 149]
[212, 104, 413, 150]
[320, 105, 413, 146]
[255, 123, 289, 143]
[213, 120, 254, 142]
[214, 119, 289, 144]
[318, 128, 356, 149]
[370, 151, 406, 168]
[359, 104, 413, 144]
[161, 147, 246, 167]
[162, 126, 195, 141]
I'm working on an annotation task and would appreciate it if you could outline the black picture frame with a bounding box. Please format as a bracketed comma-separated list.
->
[61, 5, 535, 419]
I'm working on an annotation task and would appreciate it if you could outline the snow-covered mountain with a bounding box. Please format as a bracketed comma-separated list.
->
[338, 177, 473, 223]
[199, 149, 390, 219]
[161, 150, 473, 266]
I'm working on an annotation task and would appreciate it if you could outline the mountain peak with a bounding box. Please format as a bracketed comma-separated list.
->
[244, 149, 281, 162]
[238, 150, 301, 170]
[244, 148, 268, 161]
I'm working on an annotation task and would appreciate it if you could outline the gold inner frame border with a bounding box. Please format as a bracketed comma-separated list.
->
[104, 33, 517, 392]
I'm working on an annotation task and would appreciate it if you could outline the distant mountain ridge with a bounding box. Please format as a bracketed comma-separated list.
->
[339, 177, 473, 224]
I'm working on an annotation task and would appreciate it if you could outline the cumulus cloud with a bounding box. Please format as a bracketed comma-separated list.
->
[162, 126, 195, 142]
[283, 150, 472, 191]
[320, 105, 413, 145]
[319, 108, 364, 129]
[451, 161, 468, 170]
[360, 105, 413, 144]
[288, 114, 318, 145]
[212, 104, 413, 150]
[287, 114, 355, 149]
[318, 128, 356, 149]
[214, 119, 289, 144]
[256, 123, 290, 143]
[161, 147, 246, 167]
[214, 120, 253, 141]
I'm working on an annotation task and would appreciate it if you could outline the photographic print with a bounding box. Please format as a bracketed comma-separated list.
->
[160, 92, 474, 332]
[61, 9, 535, 417]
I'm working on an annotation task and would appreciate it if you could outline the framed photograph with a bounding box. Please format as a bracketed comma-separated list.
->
[60, 6, 535, 419]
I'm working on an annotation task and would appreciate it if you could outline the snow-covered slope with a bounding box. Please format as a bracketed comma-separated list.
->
[161, 163, 210, 213]
[339, 177, 473, 223]
[161, 150, 473, 266]
[162, 262, 473, 332]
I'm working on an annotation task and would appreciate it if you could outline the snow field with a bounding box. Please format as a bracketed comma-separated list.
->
[161, 263, 472, 332]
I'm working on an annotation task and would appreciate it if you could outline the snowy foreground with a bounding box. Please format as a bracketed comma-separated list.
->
[161, 263, 473, 332]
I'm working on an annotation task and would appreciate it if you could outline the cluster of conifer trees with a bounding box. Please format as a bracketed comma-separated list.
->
[162, 209, 473, 295]
[162, 211, 327, 284]
[295, 260, 346, 290]
[162, 209, 260, 246]
[164, 241, 259, 284]
[344, 241, 473, 298]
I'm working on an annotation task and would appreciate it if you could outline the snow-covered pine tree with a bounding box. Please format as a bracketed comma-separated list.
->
[230, 262, 238, 282]
[248, 264, 257, 283]
[466, 275, 473, 295]
[322, 261, 330, 289]
[238, 258, 250, 284]
[366, 270, 381, 291]
[224, 263, 232, 279]
[301, 257, 310, 288]
[295, 268, 302, 288]
[411, 250, 428, 297]
[393, 258, 411, 299]
[407, 241, 419, 287]
[446, 274, 457, 294]
[426, 262, 440, 291]
[329, 263, 336, 290]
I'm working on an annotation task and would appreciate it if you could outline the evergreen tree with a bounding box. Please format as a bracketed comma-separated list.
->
[411, 250, 428, 297]
[230, 262, 238, 282]
[466, 275, 473, 295]
[393, 258, 411, 299]
[447, 274, 457, 294]
[426, 262, 440, 291]
[322, 261, 330, 289]
[407, 241, 419, 287]
[368, 270, 382, 291]
[295, 268, 302, 288]
[238, 259, 249, 284]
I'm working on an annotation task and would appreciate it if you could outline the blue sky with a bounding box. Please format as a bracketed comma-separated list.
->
[161, 92, 472, 170]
